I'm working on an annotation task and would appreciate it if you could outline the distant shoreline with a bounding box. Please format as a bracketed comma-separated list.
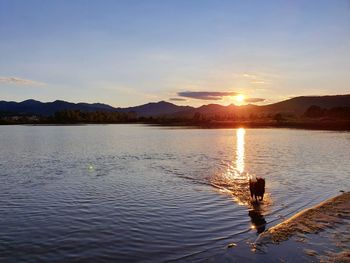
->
[1, 120, 350, 131]
[1, 95, 350, 131]
[153, 120, 350, 131]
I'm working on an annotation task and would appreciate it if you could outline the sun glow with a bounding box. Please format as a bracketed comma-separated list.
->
[235, 94, 245, 105]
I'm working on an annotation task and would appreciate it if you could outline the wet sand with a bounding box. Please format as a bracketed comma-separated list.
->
[256, 191, 350, 262]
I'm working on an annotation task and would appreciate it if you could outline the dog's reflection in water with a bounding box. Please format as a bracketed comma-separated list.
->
[248, 203, 267, 234]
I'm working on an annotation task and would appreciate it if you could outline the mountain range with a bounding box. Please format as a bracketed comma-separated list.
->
[1, 94, 350, 118]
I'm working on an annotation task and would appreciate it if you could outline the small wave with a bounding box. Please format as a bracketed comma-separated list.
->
[210, 170, 272, 209]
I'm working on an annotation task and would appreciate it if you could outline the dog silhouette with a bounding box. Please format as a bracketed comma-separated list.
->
[249, 177, 265, 201]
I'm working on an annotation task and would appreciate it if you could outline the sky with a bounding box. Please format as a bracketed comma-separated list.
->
[0, 0, 349, 107]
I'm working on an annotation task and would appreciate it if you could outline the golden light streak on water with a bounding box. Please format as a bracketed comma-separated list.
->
[236, 128, 245, 175]
[210, 127, 251, 206]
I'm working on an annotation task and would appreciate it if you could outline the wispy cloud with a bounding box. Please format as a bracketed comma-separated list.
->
[242, 73, 257, 79]
[178, 91, 238, 100]
[242, 73, 268, 85]
[245, 97, 265, 103]
[0, 77, 46, 87]
[250, 80, 266, 84]
[169, 98, 187, 101]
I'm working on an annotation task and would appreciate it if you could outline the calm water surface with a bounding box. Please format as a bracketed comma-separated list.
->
[0, 125, 349, 262]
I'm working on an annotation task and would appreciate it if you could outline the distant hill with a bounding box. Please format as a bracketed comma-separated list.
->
[260, 95, 350, 114]
[0, 99, 193, 117]
[173, 94, 350, 117]
[116, 101, 194, 117]
[0, 99, 116, 116]
[173, 103, 260, 118]
[1, 94, 349, 118]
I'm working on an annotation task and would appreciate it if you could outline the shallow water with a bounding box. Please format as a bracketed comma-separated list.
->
[0, 125, 349, 262]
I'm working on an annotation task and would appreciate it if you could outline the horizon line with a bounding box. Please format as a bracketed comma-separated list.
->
[1, 93, 350, 109]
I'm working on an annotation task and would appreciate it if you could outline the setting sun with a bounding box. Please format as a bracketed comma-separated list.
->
[235, 94, 245, 104]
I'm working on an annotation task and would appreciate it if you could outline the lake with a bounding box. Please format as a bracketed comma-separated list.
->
[0, 125, 349, 262]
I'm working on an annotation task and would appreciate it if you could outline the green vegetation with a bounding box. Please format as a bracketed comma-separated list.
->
[304, 106, 350, 120]
[0, 110, 137, 124]
[1, 105, 350, 130]
[53, 110, 137, 123]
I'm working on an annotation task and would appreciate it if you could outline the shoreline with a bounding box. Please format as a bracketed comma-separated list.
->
[257, 191, 350, 244]
[1, 120, 350, 131]
[153, 120, 350, 131]
[255, 191, 350, 261]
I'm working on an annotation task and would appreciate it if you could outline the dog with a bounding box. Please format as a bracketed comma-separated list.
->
[249, 177, 265, 202]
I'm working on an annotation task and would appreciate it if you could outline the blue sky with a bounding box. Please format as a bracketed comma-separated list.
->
[0, 0, 349, 107]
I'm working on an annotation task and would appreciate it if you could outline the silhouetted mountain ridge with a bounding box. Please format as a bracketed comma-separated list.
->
[0, 99, 117, 116]
[260, 95, 350, 114]
[116, 101, 194, 117]
[173, 95, 350, 117]
[0, 94, 349, 117]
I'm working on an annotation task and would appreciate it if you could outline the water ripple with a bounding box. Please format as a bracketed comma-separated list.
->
[0, 125, 349, 262]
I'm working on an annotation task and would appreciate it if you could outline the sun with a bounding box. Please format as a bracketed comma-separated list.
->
[235, 94, 245, 104]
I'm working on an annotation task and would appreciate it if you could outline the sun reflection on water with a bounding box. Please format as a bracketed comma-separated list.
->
[236, 128, 245, 175]
[210, 128, 271, 236]
[210, 128, 250, 204]
[211, 127, 269, 208]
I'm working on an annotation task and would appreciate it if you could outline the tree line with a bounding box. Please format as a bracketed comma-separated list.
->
[53, 110, 137, 123]
[304, 106, 350, 120]
[1, 106, 349, 125]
